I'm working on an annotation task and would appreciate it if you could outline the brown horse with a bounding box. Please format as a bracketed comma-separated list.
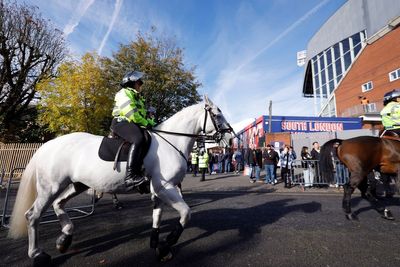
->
[320, 136, 400, 220]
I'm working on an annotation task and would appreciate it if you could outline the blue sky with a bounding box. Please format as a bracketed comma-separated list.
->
[22, 0, 346, 128]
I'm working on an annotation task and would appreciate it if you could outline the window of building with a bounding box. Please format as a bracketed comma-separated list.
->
[326, 48, 332, 66]
[313, 59, 319, 74]
[352, 32, 361, 46]
[361, 81, 373, 92]
[310, 30, 367, 117]
[327, 65, 333, 81]
[322, 84, 327, 97]
[333, 43, 340, 59]
[344, 52, 351, 70]
[314, 74, 319, 89]
[321, 70, 326, 85]
[336, 74, 342, 83]
[329, 80, 335, 93]
[335, 59, 342, 77]
[389, 68, 400, 82]
[319, 52, 325, 70]
[366, 103, 377, 112]
[342, 39, 350, 54]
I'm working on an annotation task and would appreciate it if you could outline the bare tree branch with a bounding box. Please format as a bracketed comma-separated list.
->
[0, 1, 67, 142]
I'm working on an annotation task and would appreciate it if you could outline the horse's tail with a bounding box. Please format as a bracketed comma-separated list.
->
[319, 139, 343, 181]
[8, 155, 38, 239]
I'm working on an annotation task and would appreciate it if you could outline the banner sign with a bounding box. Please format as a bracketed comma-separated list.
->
[267, 116, 361, 133]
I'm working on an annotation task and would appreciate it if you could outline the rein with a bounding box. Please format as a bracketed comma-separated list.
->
[149, 105, 233, 160]
[152, 131, 188, 162]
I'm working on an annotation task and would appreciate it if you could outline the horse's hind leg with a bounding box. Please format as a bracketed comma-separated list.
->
[26, 182, 69, 265]
[112, 194, 124, 210]
[343, 182, 355, 219]
[343, 171, 363, 220]
[53, 182, 89, 253]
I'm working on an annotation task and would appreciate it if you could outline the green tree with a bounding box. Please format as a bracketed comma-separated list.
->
[37, 53, 114, 135]
[103, 32, 201, 123]
[0, 1, 67, 142]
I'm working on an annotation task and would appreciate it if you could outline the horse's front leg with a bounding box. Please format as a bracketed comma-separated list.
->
[150, 195, 164, 249]
[363, 173, 394, 220]
[154, 185, 191, 262]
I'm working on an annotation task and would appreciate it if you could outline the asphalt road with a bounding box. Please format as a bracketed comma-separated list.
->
[1, 173, 400, 267]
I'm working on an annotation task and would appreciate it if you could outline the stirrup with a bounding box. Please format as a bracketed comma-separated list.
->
[125, 174, 149, 188]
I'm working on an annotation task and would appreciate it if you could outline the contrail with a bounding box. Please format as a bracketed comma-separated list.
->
[98, 0, 123, 55]
[236, 0, 331, 71]
[63, 0, 95, 37]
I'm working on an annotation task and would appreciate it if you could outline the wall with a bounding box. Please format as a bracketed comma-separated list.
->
[336, 26, 400, 116]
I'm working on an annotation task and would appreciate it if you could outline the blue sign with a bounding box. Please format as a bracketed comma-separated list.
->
[264, 116, 362, 133]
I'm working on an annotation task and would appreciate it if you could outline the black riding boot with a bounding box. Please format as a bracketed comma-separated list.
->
[125, 144, 150, 194]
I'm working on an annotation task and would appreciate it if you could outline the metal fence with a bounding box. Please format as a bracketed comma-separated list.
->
[290, 160, 349, 187]
[0, 142, 95, 228]
[247, 159, 350, 187]
[0, 142, 43, 184]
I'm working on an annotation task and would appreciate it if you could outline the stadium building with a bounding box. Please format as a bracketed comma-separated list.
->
[301, 0, 400, 127]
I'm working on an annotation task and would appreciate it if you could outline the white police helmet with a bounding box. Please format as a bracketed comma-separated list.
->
[121, 71, 145, 88]
[383, 89, 400, 106]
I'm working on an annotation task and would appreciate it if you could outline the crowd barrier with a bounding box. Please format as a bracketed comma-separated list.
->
[242, 159, 350, 187]
[290, 160, 349, 187]
[0, 167, 96, 228]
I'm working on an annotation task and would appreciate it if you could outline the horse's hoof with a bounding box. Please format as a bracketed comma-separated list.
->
[114, 202, 124, 210]
[56, 233, 73, 253]
[155, 243, 173, 262]
[33, 252, 52, 267]
[382, 209, 395, 220]
[345, 213, 358, 221]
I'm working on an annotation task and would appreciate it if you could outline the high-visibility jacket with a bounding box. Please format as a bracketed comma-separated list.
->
[198, 153, 209, 169]
[191, 152, 198, 164]
[380, 101, 400, 129]
[112, 88, 155, 127]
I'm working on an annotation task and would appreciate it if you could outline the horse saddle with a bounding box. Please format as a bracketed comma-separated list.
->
[381, 130, 400, 141]
[98, 131, 152, 163]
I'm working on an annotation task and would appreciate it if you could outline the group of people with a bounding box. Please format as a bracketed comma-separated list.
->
[243, 142, 322, 188]
[188, 148, 244, 181]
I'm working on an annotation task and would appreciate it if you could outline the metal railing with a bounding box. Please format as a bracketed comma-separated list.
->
[0, 167, 96, 228]
[290, 160, 349, 187]
[340, 102, 382, 117]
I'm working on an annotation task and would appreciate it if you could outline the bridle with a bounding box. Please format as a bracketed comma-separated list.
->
[150, 104, 235, 160]
[151, 104, 233, 142]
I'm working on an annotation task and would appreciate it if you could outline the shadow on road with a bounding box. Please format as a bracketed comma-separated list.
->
[49, 191, 322, 266]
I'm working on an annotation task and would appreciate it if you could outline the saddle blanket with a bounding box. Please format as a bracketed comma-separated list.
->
[98, 137, 130, 162]
[98, 131, 152, 162]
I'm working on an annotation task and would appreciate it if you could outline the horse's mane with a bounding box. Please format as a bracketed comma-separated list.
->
[155, 102, 204, 131]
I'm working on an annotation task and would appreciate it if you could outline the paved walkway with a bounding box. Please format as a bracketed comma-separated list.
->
[181, 172, 349, 195]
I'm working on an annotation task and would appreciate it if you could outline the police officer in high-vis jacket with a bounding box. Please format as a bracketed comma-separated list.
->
[381, 89, 400, 135]
[111, 71, 155, 193]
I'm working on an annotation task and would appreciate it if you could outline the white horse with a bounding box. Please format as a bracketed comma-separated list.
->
[8, 96, 232, 265]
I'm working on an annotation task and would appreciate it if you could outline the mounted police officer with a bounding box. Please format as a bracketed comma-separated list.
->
[380, 89, 400, 136]
[111, 71, 155, 193]
[371, 89, 400, 199]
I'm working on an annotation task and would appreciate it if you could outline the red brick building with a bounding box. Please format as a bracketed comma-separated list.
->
[336, 25, 400, 129]
[301, 0, 400, 129]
